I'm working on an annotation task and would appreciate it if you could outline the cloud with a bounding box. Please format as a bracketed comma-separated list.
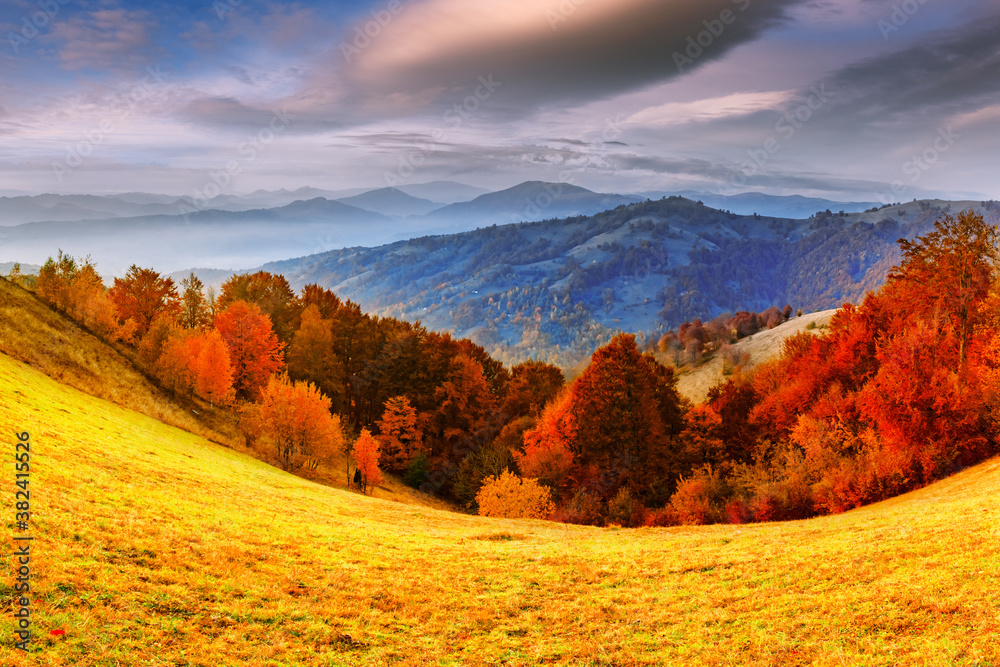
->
[627, 91, 794, 127]
[818, 13, 1000, 126]
[50, 8, 157, 71]
[322, 0, 804, 119]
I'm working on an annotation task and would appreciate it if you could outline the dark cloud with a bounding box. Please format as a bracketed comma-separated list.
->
[819, 14, 1000, 125]
[337, 0, 805, 118]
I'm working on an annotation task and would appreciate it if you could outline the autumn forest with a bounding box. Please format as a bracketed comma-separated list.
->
[11, 209, 999, 528]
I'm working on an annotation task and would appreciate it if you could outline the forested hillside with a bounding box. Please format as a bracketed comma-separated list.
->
[10, 208, 1000, 529]
[262, 197, 1000, 367]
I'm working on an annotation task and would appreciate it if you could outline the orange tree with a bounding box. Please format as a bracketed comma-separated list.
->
[257, 374, 343, 471]
[352, 428, 383, 494]
[215, 300, 285, 400]
[375, 395, 422, 473]
[109, 265, 181, 338]
[569, 333, 686, 504]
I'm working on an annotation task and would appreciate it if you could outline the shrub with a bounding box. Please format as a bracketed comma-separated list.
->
[669, 465, 731, 525]
[554, 487, 605, 526]
[403, 452, 429, 489]
[643, 507, 679, 527]
[606, 487, 641, 527]
[476, 470, 554, 520]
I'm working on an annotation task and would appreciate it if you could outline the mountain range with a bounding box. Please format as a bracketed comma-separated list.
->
[0, 180, 896, 275]
[252, 197, 999, 368]
[0, 181, 670, 273]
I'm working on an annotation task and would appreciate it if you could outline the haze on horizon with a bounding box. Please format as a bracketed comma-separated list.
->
[1, 0, 998, 202]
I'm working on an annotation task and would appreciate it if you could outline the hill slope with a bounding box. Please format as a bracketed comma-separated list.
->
[0, 276, 227, 443]
[673, 309, 837, 403]
[2, 349, 999, 665]
[0, 199, 396, 275]
[421, 181, 643, 229]
[261, 197, 1000, 368]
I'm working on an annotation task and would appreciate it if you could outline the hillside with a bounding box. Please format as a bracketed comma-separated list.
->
[260, 197, 1000, 368]
[0, 276, 229, 444]
[2, 349, 999, 664]
[673, 309, 837, 404]
[656, 191, 882, 220]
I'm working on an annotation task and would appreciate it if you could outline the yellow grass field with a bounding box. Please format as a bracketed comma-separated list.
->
[2, 349, 1000, 666]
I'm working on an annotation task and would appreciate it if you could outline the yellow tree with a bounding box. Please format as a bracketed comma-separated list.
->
[258, 374, 342, 471]
[287, 304, 345, 411]
[352, 428, 383, 494]
[476, 470, 555, 519]
[180, 273, 211, 329]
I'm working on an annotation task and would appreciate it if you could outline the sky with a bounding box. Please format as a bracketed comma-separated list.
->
[1, 0, 998, 201]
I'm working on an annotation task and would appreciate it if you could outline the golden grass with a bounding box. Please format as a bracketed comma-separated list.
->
[672, 310, 837, 403]
[0, 277, 234, 446]
[2, 350, 1000, 666]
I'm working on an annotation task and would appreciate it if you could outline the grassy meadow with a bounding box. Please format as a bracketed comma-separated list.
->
[2, 349, 1000, 666]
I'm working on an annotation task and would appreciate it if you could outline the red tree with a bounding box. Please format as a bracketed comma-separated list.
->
[192, 329, 235, 408]
[109, 265, 181, 338]
[516, 389, 576, 496]
[352, 428, 383, 493]
[215, 300, 285, 400]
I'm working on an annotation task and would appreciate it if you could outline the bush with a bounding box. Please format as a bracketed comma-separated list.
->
[403, 452, 429, 489]
[476, 470, 555, 520]
[554, 487, 605, 526]
[724, 497, 752, 524]
[668, 465, 731, 525]
[606, 487, 645, 527]
[643, 507, 679, 527]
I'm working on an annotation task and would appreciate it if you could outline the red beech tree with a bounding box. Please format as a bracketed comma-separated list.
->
[109, 265, 181, 338]
[516, 389, 576, 495]
[215, 300, 285, 400]
[352, 428, 383, 493]
[888, 209, 999, 370]
[192, 329, 235, 408]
